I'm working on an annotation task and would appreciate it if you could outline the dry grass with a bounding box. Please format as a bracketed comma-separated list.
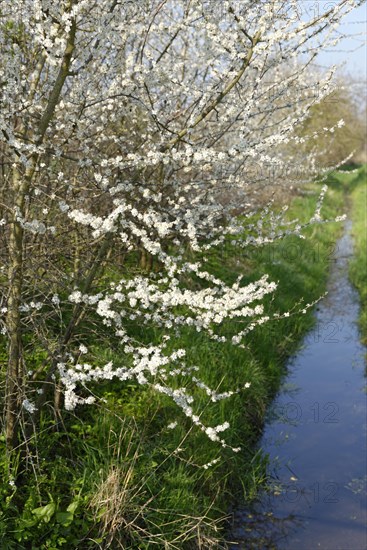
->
[89, 419, 228, 549]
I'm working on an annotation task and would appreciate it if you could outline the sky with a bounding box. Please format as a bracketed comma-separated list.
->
[306, 1, 367, 79]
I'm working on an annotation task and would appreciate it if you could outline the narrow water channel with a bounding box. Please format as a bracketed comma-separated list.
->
[230, 221, 367, 550]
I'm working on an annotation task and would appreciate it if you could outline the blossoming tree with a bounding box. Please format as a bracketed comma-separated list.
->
[0, 0, 360, 452]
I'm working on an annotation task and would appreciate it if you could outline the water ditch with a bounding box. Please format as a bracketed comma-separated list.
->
[230, 220, 367, 550]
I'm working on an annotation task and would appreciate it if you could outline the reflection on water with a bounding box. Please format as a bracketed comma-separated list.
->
[230, 222, 367, 550]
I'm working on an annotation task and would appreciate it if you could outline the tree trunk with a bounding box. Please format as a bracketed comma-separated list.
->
[4, 11, 76, 452]
[5, 167, 25, 450]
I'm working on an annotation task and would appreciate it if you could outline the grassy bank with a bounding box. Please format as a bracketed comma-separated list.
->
[0, 174, 348, 549]
[348, 165, 367, 345]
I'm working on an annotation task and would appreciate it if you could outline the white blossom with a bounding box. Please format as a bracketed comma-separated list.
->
[22, 399, 37, 414]
[0, 0, 358, 451]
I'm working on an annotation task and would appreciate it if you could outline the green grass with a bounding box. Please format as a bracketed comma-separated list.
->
[348, 165, 367, 345]
[0, 172, 354, 549]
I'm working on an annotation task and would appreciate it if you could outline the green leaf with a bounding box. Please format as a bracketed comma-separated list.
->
[66, 499, 79, 514]
[31, 502, 56, 523]
[55, 511, 74, 526]
[17, 517, 38, 530]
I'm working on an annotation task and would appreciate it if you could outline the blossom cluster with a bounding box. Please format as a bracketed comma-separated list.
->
[0, 0, 359, 452]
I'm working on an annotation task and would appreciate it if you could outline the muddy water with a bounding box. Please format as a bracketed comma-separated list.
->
[230, 221, 367, 550]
